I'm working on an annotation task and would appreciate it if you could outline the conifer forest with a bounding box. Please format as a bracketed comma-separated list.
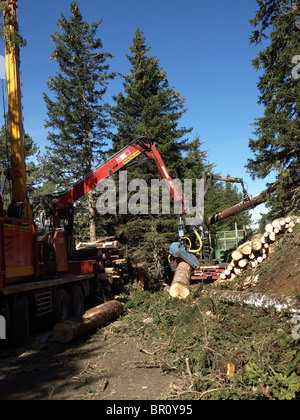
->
[0, 0, 299, 402]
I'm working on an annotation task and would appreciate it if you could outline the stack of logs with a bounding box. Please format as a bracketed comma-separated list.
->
[219, 215, 300, 282]
[76, 237, 128, 294]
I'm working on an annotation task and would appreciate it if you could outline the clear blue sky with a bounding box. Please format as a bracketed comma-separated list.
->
[1, 0, 274, 222]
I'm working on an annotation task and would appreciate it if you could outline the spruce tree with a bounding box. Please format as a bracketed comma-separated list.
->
[247, 0, 300, 216]
[43, 1, 115, 241]
[112, 28, 191, 173]
[110, 28, 192, 280]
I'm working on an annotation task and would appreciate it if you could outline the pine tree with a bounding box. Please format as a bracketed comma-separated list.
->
[43, 1, 115, 241]
[110, 28, 192, 280]
[247, 0, 300, 217]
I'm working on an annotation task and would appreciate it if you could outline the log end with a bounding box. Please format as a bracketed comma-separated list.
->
[169, 282, 191, 299]
[169, 261, 192, 299]
[53, 321, 75, 344]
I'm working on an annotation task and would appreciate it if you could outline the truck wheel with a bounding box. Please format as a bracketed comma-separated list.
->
[69, 285, 84, 316]
[53, 288, 70, 323]
[9, 296, 30, 346]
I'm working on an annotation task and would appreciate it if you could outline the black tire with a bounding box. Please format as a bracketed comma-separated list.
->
[9, 295, 30, 346]
[53, 288, 70, 323]
[69, 285, 84, 316]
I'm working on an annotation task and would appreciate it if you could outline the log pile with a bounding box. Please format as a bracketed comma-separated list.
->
[219, 215, 300, 282]
[76, 238, 128, 294]
[131, 263, 152, 290]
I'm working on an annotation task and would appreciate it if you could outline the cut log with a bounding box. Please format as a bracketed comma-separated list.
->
[53, 300, 123, 343]
[250, 260, 258, 268]
[169, 261, 191, 299]
[240, 241, 252, 256]
[261, 234, 268, 244]
[208, 192, 265, 225]
[268, 231, 276, 242]
[231, 249, 243, 262]
[279, 218, 286, 229]
[265, 223, 273, 233]
[271, 219, 281, 229]
[238, 259, 248, 268]
[209, 290, 300, 314]
[251, 234, 263, 252]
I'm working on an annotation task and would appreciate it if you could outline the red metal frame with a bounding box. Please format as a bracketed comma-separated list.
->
[54, 141, 186, 215]
[47, 138, 187, 276]
[191, 267, 225, 282]
[3, 216, 38, 282]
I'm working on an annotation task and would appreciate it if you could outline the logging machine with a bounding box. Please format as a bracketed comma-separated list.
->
[0, 0, 264, 344]
[168, 171, 263, 282]
[0, 0, 196, 344]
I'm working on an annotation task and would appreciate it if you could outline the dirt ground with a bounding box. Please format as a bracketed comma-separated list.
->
[0, 323, 179, 400]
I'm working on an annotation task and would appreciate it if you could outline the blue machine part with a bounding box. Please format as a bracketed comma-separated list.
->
[169, 242, 200, 270]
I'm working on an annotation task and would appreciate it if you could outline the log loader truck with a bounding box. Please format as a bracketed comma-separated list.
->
[0, 0, 192, 345]
[0, 0, 264, 345]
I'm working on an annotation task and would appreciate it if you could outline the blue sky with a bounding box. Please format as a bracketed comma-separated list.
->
[1, 0, 274, 222]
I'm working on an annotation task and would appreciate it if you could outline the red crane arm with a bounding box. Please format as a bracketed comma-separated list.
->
[54, 138, 186, 213]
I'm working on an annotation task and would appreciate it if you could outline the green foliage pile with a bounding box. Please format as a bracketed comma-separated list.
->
[112, 287, 300, 400]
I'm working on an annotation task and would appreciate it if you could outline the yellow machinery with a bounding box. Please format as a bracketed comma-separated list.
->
[2, 0, 32, 220]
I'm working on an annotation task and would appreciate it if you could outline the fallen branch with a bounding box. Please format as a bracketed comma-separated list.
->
[137, 326, 177, 355]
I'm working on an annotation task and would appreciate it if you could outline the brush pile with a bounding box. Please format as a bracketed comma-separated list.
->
[219, 216, 300, 282]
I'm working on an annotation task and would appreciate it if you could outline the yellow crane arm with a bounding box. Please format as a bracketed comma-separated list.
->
[2, 0, 32, 219]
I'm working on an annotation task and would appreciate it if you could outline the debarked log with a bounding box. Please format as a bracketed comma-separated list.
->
[53, 300, 123, 343]
[209, 290, 300, 314]
[169, 261, 192, 299]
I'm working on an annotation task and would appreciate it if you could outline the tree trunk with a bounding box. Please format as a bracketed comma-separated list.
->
[53, 300, 123, 343]
[209, 290, 300, 314]
[87, 189, 97, 242]
[208, 192, 265, 225]
[169, 261, 191, 299]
